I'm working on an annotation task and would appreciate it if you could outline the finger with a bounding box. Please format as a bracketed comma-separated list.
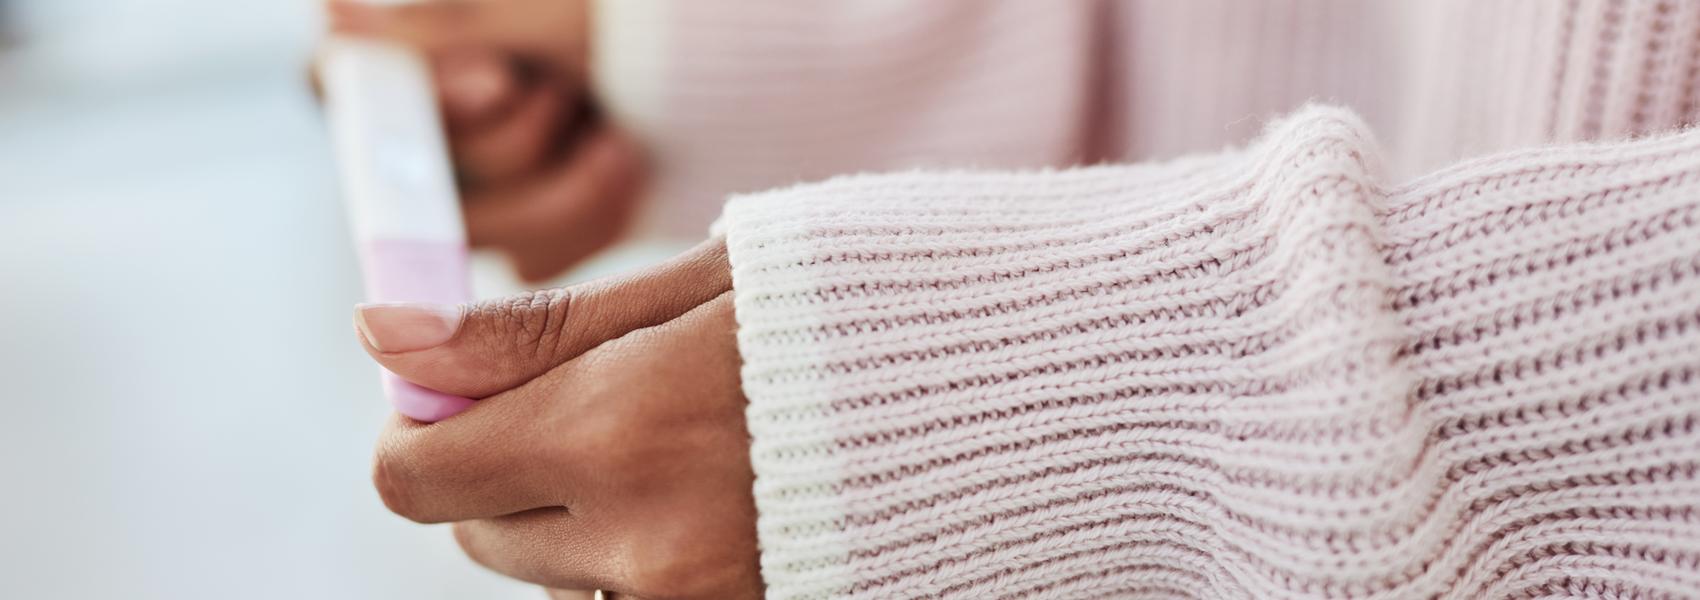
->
[466, 129, 644, 281]
[428, 295, 749, 596]
[454, 509, 624, 592]
[353, 236, 731, 399]
[544, 589, 597, 600]
[327, 0, 589, 76]
[434, 49, 524, 130]
[453, 76, 575, 184]
[371, 407, 566, 523]
[464, 128, 639, 248]
[366, 294, 736, 523]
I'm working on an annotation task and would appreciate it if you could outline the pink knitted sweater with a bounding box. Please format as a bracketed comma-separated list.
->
[593, 2, 1700, 598]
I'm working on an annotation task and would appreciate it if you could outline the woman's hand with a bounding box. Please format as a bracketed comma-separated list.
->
[352, 239, 762, 599]
[327, 0, 644, 281]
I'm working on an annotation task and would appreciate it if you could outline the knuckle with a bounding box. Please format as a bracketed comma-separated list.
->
[476, 287, 576, 363]
[450, 522, 488, 566]
[371, 435, 443, 524]
[370, 451, 418, 521]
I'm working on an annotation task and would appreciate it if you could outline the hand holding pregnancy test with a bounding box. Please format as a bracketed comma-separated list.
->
[323, 3, 761, 595]
[349, 239, 762, 598]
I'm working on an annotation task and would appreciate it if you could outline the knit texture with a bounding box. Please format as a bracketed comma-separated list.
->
[722, 107, 1700, 599]
[596, 0, 1700, 239]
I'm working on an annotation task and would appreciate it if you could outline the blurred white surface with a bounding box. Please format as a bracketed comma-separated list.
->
[0, 1, 559, 598]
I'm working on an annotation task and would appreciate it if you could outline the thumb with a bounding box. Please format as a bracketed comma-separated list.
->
[353, 238, 731, 399]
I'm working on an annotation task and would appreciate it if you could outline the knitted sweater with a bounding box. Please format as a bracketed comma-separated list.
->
[596, 0, 1700, 238]
[725, 106, 1700, 599]
[592, 1, 1700, 598]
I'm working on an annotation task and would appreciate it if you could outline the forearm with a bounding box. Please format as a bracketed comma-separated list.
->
[722, 106, 1700, 598]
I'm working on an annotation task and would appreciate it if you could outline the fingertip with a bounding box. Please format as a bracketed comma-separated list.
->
[452, 76, 573, 182]
[437, 51, 518, 123]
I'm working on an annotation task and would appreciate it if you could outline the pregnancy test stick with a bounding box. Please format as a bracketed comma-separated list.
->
[321, 31, 476, 422]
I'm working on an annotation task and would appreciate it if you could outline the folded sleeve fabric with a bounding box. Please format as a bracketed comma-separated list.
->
[721, 106, 1700, 599]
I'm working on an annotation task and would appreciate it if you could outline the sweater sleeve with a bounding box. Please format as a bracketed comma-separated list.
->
[720, 106, 1700, 599]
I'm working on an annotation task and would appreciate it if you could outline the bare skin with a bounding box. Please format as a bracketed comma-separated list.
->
[328, 0, 643, 282]
[354, 238, 762, 599]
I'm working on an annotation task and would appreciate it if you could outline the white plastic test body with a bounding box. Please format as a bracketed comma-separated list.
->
[321, 32, 476, 422]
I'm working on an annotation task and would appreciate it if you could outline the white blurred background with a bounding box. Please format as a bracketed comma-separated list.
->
[0, 1, 646, 598]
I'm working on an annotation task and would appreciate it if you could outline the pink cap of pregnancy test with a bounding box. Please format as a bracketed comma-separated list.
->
[357, 239, 477, 422]
[324, 35, 477, 423]
[384, 374, 476, 422]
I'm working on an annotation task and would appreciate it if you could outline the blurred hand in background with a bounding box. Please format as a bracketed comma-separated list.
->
[327, 0, 645, 282]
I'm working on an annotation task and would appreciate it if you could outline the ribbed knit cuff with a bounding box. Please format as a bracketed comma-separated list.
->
[722, 106, 1388, 597]
[724, 105, 1700, 598]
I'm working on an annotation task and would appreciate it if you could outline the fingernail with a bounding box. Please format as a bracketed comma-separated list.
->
[355, 302, 464, 353]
